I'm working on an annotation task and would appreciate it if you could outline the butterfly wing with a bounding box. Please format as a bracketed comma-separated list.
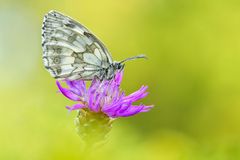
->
[42, 10, 113, 80]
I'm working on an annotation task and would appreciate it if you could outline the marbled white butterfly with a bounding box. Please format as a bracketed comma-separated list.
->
[42, 10, 146, 81]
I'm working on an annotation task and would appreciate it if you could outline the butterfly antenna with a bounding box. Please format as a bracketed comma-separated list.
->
[119, 54, 147, 64]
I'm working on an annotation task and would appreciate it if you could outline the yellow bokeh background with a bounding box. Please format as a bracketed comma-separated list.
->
[0, 0, 240, 159]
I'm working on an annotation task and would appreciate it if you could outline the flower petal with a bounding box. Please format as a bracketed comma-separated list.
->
[92, 91, 103, 112]
[88, 90, 96, 111]
[140, 105, 154, 112]
[88, 78, 100, 94]
[65, 80, 86, 97]
[66, 103, 85, 110]
[114, 71, 123, 85]
[56, 81, 81, 101]
[102, 92, 125, 112]
[123, 86, 148, 102]
[114, 105, 145, 117]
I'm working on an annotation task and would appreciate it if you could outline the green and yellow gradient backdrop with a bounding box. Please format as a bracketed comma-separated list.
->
[0, 0, 240, 159]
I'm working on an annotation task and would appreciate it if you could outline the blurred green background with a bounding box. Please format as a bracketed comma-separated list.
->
[1, 0, 240, 159]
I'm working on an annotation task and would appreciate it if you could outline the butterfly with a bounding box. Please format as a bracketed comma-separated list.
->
[42, 10, 146, 81]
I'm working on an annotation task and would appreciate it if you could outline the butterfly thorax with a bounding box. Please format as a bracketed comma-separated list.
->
[102, 62, 124, 80]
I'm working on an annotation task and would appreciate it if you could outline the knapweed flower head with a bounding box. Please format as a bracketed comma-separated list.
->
[56, 71, 153, 148]
[56, 71, 153, 118]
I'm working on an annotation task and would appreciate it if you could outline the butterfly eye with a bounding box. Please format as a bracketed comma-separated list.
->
[117, 64, 122, 69]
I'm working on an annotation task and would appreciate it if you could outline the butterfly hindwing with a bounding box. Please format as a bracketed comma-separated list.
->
[42, 10, 113, 80]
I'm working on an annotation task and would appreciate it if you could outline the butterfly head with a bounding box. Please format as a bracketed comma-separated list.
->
[113, 62, 125, 71]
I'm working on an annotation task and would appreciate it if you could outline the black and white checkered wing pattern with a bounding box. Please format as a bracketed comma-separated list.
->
[42, 10, 113, 80]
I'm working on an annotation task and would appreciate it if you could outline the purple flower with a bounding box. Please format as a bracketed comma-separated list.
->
[56, 71, 153, 118]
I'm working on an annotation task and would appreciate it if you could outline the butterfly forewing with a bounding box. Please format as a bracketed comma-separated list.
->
[42, 10, 113, 80]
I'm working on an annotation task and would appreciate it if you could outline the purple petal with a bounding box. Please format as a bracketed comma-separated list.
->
[88, 91, 96, 111]
[66, 103, 85, 111]
[88, 84, 106, 112]
[89, 77, 100, 89]
[140, 105, 154, 112]
[123, 86, 148, 102]
[107, 82, 119, 98]
[65, 80, 81, 96]
[72, 80, 86, 91]
[124, 86, 148, 99]
[56, 81, 81, 101]
[88, 79, 101, 94]
[102, 92, 125, 112]
[93, 92, 104, 112]
[103, 89, 122, 112]
[115, 105, 145, 117]
[124, 92, 149, 103]
[114, 71, 123, 85]
[65, 80, 86, 97]
[117, 102, 132, 113]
